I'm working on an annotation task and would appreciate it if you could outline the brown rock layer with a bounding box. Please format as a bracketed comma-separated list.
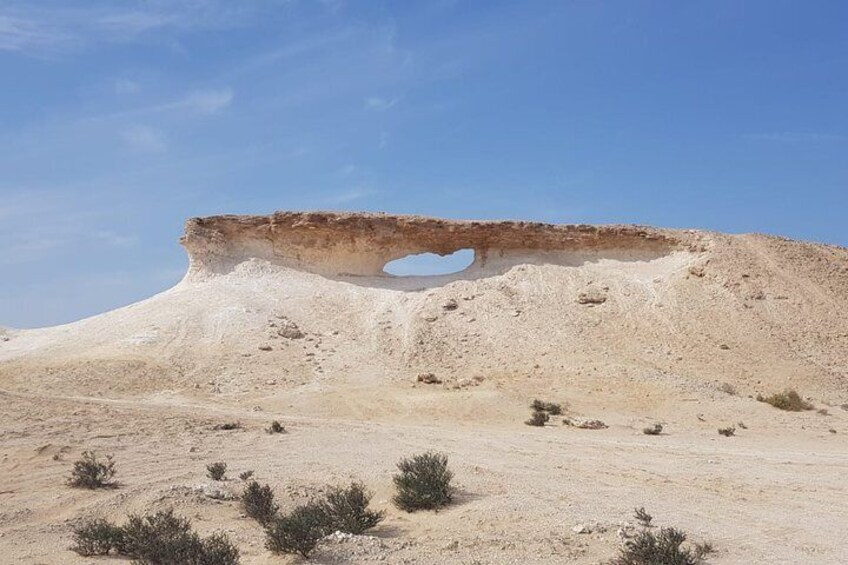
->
[181, 211, 688, 277]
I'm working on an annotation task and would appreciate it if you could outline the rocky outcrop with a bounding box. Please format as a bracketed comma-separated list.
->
[181, 211, 688, 278]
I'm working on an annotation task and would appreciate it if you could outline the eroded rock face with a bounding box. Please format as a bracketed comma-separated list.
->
[181, 211, 688, 278]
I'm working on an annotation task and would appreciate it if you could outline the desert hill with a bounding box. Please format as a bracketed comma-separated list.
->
[1, 212, 847, 564]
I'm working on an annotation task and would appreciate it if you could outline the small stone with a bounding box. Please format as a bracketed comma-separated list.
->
[258, 345, 272, 351]
[417, 373, 442, 384]
[442, 299, 459, 311]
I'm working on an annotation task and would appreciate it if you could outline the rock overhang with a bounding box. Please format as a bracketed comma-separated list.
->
[180, 211, 689, 278]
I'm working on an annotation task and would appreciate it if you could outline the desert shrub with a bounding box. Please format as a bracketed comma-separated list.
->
[242, 481, 279, 525]
[634, 507, 652, 527]
[718, 426, 735, 437]
[321, 482, 384, 534]
[212, 422, 242, 431]
[207, 462, 227, 481]
[265, 502, 328, 558]
[525, 410, 550, 427]
[121, 509, 239, 565]
[239, 470, 254, 481]
[197, 532, 240, 565]
[266, 420, 286, 434]
[611, 527, 712, 565]
[71, 518, 125, 556]
[756, 389, 813, 411]
[67, 451, 117, 489]
[531, 399, 562, 415]
[393, 451, 454, 511]
[643, 424, 663, 435]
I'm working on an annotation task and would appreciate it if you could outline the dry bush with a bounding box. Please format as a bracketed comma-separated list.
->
[212, 422, 242, 431]
[634, 507, 653, 527]
[531, 399, 562, 415]
[206, 462, 227, 481]
[71, 518, 125, 556]
[525, 411, 550, 426]
[321, 482, 384, 534]
[266, 420, 286, 434]
[242, 481, 278, 525]
[72, 510, 239, 564]
[67, 451, 116, 489]
[611, 527, 712, 565]
[718, 426, 735, 437]
[265, 502, 328, 558]
[756, 389, 813, 411]
[393, 451, 454, 512]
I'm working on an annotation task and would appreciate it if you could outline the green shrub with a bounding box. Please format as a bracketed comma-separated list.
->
[206, 462, 227, 481]
[197, 532, 241, 565]
[71, 518, 125, 556]
[757, 389, 813, 411]
[393, 451, 454, 512]
[121, 509, 239, 565]
[67, 451, 116, 489]
[525, 410, 550, 426]
[265, 502, 328, 558]
[242, 481, 278, 525]
[611, 527, 712, 565]
[266, 420, 286, 434]
[643, 424, 663, 435]
[531, 399, 562, 415]
[321, 482, 384, 534]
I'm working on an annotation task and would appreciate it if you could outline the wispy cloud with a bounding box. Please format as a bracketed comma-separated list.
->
[182, 88, 234, 114]
[364, 96, 398, 111]
[122, 125, 168, 152]
[0, 14, 72, 53]
[324, 187, 378, 204]
[0, 1, 287, 56]
[114, 78, 141, 94]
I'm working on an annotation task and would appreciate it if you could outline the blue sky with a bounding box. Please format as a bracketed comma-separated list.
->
[1, 0, 846, 328]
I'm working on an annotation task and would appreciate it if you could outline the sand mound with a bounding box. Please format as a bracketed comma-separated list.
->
[1, 212, 846, 413]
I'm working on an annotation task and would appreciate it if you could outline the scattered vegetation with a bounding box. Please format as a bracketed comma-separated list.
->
[393, 451, 454, 512]
[737, 421, 748, 430]
[266, 420, 286, 434]
[67, 451, 117, 489]
[756, 389, 813, 411]
[634, 507, 653, 527]
[207, 462, 227, 481]
[263, 481, 383, 557]
[642, 423, 664, 436]
[718, 426, 736, 437]
[525, 410, 550, 427]
[212, 422, 242, 431]
[71, 518, 126, 556]
[71, 510, 239, 564]
[531, 399, 563, 415]
[239, 470, 254, 481]
[265, 502, 328, 558]
[242, 481, 279, 526]
[321, 482, 384, 534]
[611, 527, 713, 565]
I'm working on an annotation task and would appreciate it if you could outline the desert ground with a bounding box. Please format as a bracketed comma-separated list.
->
[1, 212, 847, 564]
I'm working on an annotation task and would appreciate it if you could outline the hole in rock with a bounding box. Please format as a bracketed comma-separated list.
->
[383, 249, 475, 277]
